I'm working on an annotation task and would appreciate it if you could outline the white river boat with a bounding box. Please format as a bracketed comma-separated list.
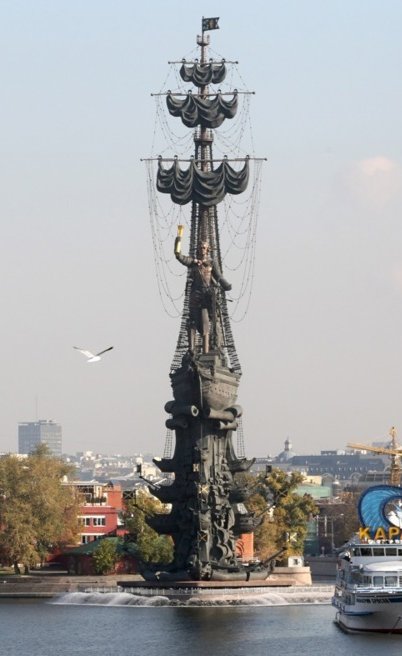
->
[333, 539, 402, 633]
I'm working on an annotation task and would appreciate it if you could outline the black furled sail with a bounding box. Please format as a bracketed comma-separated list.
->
[156, 156, 249, 206]
[166, 91, 238, 128]
[180, 61, 227, 86]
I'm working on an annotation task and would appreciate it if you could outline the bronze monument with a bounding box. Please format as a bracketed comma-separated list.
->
[143, 18, 266, 582]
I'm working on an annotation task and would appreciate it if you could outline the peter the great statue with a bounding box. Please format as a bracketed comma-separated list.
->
[142, 18, 266, 582]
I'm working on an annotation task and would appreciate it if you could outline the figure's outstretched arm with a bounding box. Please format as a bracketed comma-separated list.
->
[174, 225, 194, 266]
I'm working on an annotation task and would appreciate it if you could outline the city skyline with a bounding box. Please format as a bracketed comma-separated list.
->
[1, 1, 402, 457]
[1, 418, 396, 460]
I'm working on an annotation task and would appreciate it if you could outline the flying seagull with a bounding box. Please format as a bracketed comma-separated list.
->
[73, 346, 114, 363]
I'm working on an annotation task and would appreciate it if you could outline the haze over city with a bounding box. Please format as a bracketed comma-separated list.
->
[1, 1, 401, 457]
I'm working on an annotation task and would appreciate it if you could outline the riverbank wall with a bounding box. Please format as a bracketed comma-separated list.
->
[0, 568, 333, 600]
[0, 574, 143, 598]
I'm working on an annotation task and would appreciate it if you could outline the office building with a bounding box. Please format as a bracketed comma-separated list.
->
[18, 420, 62, 457]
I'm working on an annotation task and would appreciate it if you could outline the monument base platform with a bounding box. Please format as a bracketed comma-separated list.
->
[110, 568, 318, 605]
[118, 566, 312, 592]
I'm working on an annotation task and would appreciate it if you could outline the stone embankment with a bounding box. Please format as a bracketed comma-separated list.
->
[0, 573, 334, 603]
[0, 573, 143, 598]
[306, 556, 337, 582]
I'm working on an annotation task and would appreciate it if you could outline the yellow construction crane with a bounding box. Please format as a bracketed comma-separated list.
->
[348, 426, 402, 486]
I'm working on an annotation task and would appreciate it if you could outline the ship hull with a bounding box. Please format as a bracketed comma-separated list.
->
[333, 603, 402, 633]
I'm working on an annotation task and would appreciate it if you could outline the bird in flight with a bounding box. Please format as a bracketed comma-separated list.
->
[73, 346, 114, 363]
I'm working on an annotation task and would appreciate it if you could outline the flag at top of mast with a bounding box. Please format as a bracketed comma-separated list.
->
[202, 16, 219, 32]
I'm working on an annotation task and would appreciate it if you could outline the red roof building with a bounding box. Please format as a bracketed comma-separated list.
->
[67, 481, 125, 543]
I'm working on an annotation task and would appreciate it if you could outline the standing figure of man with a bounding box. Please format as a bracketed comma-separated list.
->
[174, 226, 231, 354]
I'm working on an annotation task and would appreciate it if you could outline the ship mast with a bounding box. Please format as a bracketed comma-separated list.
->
[196, 25, 214, 249]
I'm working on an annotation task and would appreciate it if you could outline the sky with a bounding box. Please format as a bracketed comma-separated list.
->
[1, 0, 402, 458]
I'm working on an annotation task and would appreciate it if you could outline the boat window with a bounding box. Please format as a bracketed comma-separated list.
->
[385, 547, 397, 556]
[385, 575, 397, 587]
[350, 571, 361, 583]
[373, 576, 384, 586]
[352, 548, 360, 556]
[372, 547, 385, 557]
[362, 576, 371, 585]
[360, 547, 372, 556]
[398, 548, 402, 557]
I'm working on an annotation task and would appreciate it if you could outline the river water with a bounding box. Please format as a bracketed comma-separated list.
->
[0, 598, 402, 656]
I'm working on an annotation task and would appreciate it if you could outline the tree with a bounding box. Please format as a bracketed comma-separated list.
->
[0, 446, 79, 573]
[243, 468, 317, 564]
[93, 539, 119, 575]
[122, 490, 173, 564]
[0, 499, 38, 574]
[339, 491, 360, 540]
[315, 491, 360, 552]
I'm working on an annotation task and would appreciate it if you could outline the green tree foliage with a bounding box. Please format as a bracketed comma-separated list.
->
[243, 468, 317, 563]
[0, 446, 79, 573]
[123, 490, 173, 564]
[93, 539, 119, 575]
